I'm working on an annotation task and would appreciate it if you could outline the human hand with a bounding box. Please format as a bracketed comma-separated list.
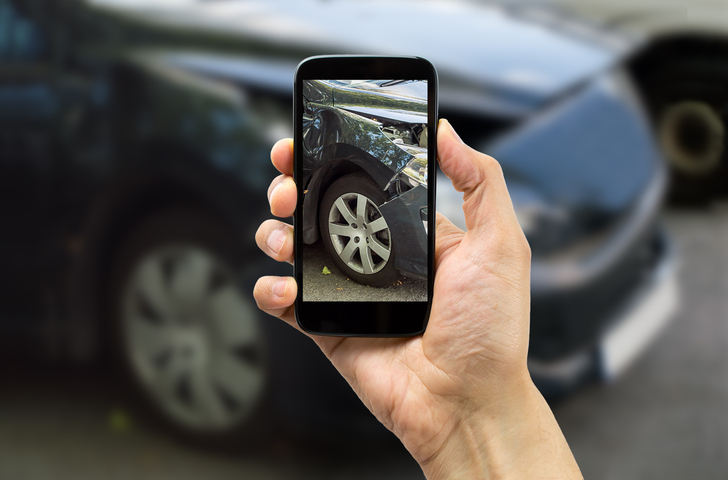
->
[254, 120, 582, 479]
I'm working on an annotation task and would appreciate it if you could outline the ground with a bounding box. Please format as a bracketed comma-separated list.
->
[302, 239, 427, 302]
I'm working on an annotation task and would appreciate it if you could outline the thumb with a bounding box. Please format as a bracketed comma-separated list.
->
[437, 119, 517, 233]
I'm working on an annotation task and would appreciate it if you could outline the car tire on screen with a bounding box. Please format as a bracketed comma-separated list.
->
[645, 57, 728, 205]
[107, 207, 272, 449]
[318, 173, 401, 287]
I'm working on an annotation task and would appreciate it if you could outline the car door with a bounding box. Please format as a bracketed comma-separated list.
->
[0, 0, 59, 320]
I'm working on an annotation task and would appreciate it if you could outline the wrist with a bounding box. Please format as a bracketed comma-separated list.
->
[419, 378, 582, 480]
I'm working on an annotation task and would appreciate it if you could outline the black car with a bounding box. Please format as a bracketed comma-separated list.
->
[302, 79, 429, 288]
[0, 0, 678, 446]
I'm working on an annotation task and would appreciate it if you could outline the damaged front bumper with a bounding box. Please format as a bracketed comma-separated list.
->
[379, 184, 429, 281]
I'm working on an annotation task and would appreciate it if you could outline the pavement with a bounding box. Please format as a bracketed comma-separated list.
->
[301, 240, 427, 302]
[553, 204, 728, 480]
[0, 205, 726, 479]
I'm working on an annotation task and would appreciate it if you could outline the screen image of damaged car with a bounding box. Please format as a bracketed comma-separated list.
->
[0, 0, 678, 449]
[301, 79, 429, 292]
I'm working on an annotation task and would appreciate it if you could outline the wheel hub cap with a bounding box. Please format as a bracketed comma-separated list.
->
[328, 193, 392, 275]
[122, 246, 265, 431]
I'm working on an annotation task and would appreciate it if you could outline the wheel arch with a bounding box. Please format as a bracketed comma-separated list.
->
[64, 140, 261, 361]
[302, 153, 392, 245]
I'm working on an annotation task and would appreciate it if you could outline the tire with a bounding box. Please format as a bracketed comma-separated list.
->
[318, 173, 401, 287]
[107, 208, 271, 449]
[642, 57, 728, 205]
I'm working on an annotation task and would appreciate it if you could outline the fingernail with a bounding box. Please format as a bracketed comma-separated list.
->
[268, 181, 283, 203]
[445, 119, 463, 144]
[267, 228, 286, 255]
[272, 279, 288, 298]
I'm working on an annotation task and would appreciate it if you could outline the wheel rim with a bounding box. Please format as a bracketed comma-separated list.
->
[658, 100, 725, 176]
[328, 192, 392, 275]
[122, 245, 265, 431]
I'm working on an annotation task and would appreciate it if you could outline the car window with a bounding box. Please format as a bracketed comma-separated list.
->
[0, 0, 47, 63]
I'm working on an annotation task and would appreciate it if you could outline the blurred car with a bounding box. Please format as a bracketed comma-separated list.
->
[499, 0, 728, 203]
[302, 79, 429, 287]
[0, 0, 678, 446]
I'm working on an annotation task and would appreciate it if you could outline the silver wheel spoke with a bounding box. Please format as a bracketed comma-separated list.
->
[356, 194, 367, 222]
[138, 259, 174, 318]
[334, 197, 356, 224]
[171, 250, 213, 302]
[128, 316, 173, 359]
[209, 285, 257, 348]
[367, 216, 388, 234]
[211, 351, 260, 403]
[329, 223, 353, 237]
[368, 237, 391, 261]
[361, 245, 375, 274]
[339, 238, 358, 264]
[156, 352, 188, 397]
[189, 365, 226, 425]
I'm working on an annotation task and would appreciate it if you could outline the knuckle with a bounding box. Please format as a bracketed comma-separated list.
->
[463, 152, 502, 194]
[480, 153, 504, 181]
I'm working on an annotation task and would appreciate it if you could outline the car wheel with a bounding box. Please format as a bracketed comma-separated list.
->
[107, 208, 270, 448]
[643, 57, 728, 204]
[318, 173, 401, 287]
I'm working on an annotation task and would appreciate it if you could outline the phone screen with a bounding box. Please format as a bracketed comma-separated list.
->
[301, 79, 429, 302]
[294, 57, 436, 336]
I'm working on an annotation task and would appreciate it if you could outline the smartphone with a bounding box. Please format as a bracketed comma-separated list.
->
[293, 55, 437, 336]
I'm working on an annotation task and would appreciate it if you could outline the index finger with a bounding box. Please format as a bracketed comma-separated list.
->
[271, 138, 293, 176]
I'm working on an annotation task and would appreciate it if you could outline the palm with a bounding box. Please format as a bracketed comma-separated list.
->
[307, 215, 529, 461]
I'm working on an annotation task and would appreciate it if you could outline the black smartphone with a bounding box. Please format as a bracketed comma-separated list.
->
[293, 55, 437, 336]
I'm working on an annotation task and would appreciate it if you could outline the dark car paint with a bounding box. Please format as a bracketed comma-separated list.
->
[378, 185, 429, 281]
[302, 80, 422, 182]
[91, 0, 632, 112]
[492, 75, 659, 215]
[1, 2, 278, 350]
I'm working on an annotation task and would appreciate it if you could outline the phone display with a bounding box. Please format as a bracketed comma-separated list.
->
[294, 56, 437, 336]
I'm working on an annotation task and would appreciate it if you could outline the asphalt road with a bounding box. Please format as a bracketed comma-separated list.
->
[302, 240, 427, 302]
[553, 204, 728, 480]
[0, 205, 726, 479]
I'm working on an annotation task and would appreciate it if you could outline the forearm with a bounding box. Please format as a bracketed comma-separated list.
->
[419, 382, 583, 480]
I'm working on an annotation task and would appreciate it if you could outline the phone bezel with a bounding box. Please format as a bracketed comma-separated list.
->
[293, 55, 437, 337]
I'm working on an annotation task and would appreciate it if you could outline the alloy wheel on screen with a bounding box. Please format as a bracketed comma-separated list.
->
[328, 192, 392, 275]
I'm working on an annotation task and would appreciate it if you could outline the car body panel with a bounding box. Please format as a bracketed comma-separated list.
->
[489, 73, 659, 214]
[88, 0, 630, 112]
[379, 185, 429, 281]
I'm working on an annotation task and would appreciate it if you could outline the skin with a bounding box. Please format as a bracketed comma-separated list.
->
[254, 119, 583, 479]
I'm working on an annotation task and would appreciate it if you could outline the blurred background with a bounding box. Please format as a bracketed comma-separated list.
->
[0, 0, 726, 478]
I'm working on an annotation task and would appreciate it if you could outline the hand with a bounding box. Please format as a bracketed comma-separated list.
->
[254, 120, 582, 479]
